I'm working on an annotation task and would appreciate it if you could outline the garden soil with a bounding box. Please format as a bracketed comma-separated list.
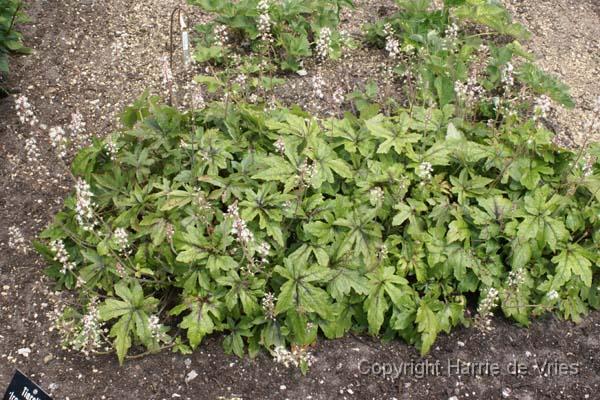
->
[1, 0, 599, 399]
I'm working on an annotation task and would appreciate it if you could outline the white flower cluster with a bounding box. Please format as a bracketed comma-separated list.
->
[75, 178, 96, 231]
[546, 289, 560, 301]
[377, 243, 388, 260]
[148, 314, 169, 342]
[148, 314, 161, 335]
[427, 0, 444, 11]
[234, 73, 247, 86]
[273, 345, 316, 368]
[248, 93, 259, 104]
[475, 287, 499, 331]
[383, 23, 400, 59]
[298, 159, 318, 186]
[227, 202, 254, 244]
[69, 112, 87, 140]
[261, 292, 277, 320]
[282, 200, 293, 213]
[454, 76, 484, 106]
[257, 0, 274, 43]
[369, 187, 385, 204]
[506, 268, 525, 293]
[221, 91, 230, 106]
[21, 137, 49, 177]
[397, 175, 409, 192]
[473, 44, 491, 72]
[533, 95, 552, 121]
[214, 24, 229, 46]
[15, 95, 39, 126]
[104, 136, 119, 160]
[500, 62, 514, 90]
[49, 126, 68, 158]
[51, 239, 76, 274]
[274, 137, 286, 154]
[192, 83, 206, 110]
[445, 22, 459, 41]
[492, 96, 518, 119]
[76, 275, 87, 288]
[311, 73, 326, 99]
[333, 87, 345, 105]
[181, 80, 206, 111]
[417, 161, 433, 180]
[267, 97, 277, 111]
[380, 63, 394, 84]
[113, 227, 130, 254]
[315, 27, 332, 61]
[72, 298, 106, 355]
[454, 81, 468, 102]
[48, 297, 109, 356]
[8, 226, 28, 254]
[114, 261, 126, 278]
[256, 242, 270, 264]
[166, 223, 175, 243]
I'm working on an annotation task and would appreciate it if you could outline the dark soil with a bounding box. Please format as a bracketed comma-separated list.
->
[1, 1, 600, 399]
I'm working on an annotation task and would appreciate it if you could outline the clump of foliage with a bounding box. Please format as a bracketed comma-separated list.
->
[36, 0, 600, 369]
[0, 0, 29, 92]
[364, 0, 574, 111]
[37, 94, 600, 366]
[189, 0, 353, 71]
[192, 53, 286, 106]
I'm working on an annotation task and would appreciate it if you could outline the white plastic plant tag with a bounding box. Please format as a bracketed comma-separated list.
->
[180, 13, 191, 66]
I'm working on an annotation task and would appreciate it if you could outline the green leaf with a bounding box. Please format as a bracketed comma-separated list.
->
[415, 301, 438, 355]
[274, 258, 333, 319]
[180, 303, 216, 349]
[193, 46, 225, 63]
[0, 56, 8, 73]
[98, 281, 157, 364]
[517, 63, 575, 108]
[281, 33, 311, 57]
[512, 240, 532, 268]
[364, 267, 408, 334]
[392, 203, 412, 226]
[112, 316, 133, 364]
[447, 217, 470, 244]
[551, 246, 592, 289]
[99, 299, 131, 320]
[328, 266, 369, 300]
[252, 157, 296, 182]
[365, 284, 387, 335]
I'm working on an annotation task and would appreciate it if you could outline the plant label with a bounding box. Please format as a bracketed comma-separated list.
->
[3, 370, 52, 400]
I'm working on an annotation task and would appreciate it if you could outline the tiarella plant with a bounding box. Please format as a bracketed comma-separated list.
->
[189, 0, 353, 72]
[192, 53, 285, 107]
[34, 0, 600, 372]
[0, 0, 29, 93]
[364, 0, 573, 114]
[36, 92, 600, 369]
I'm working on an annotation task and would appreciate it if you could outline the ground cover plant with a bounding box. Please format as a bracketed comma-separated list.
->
[33, 0, 600, 371]
[190, 0, 353, 72]
[0, 0, 29, 93]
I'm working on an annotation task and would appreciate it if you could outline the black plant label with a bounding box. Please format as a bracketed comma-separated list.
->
[3, 370, 52, 400]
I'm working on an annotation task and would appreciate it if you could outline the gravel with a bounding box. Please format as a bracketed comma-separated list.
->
[503, 0, 600, 145]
